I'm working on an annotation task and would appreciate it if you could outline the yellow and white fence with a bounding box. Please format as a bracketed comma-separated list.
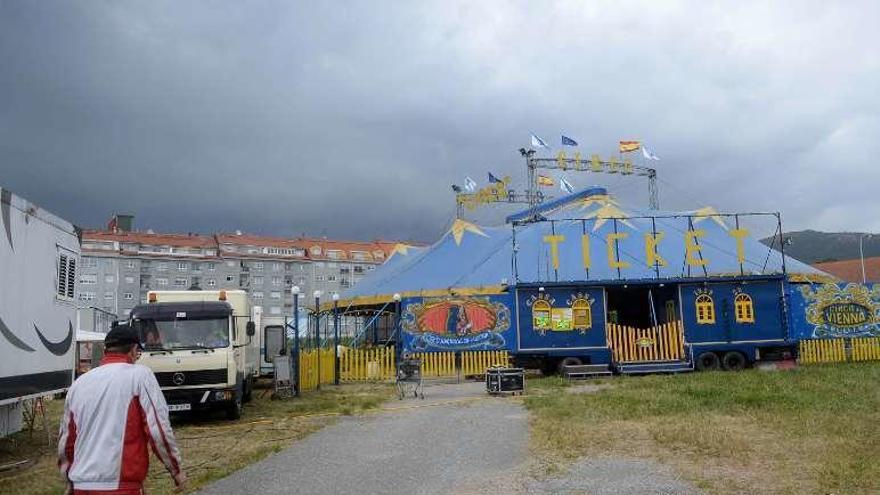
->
[298, 348, 335, 392]
[461, 351, 510, 375]
[606, 321, 685, 363]
[799, 337, 880, 364]
[409, 352, 456, 378]
[340, 347, 396, 381]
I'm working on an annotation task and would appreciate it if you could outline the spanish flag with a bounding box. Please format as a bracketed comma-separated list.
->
[619, 140, 641, 153]
[537, 175, 554, 187]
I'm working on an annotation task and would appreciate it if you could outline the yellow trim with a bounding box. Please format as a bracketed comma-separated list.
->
[788, 273, 839, 284]
[325, 285, 506, 311]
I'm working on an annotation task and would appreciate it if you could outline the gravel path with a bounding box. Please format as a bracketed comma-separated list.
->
[198, 381, 702, 495]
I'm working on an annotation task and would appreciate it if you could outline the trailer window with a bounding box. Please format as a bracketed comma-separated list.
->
[571, 298, 592, 329]
[695, 295, 715, 324]
[734, 293, 755, 323]
[533, 300, 551, 330]
[56, 248, 77, 300]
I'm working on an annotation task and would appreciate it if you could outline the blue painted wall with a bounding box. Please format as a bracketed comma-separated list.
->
[516, 286, 607, 351]
[399, 293, 516, 352]
[679, 280, 785, 344]
[788, 282, 880, 340]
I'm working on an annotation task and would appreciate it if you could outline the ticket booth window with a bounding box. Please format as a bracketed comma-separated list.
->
[734, 293, 755, 323]
[533, 300, 551, 330]
[572, 298, 592, 329]
[695, 295, 715, 324]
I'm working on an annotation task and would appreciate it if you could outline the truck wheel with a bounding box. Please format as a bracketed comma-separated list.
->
[695, 352, 720, 371]
[226, 395, 243, 420]
[243, 378, 253, 403]
[557, 357, 582, 375]
[722, 351, 747, 371]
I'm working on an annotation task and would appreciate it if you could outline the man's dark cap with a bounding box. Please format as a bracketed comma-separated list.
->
[104, 323, 143, 350]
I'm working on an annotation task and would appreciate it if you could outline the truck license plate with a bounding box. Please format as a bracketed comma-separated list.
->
[168, 403, 191, 412]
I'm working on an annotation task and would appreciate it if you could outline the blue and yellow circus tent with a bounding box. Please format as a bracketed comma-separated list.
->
[340, 186, 825, 307]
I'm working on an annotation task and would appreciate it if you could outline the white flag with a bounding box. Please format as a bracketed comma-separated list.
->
[560, 176, 574, 194]
[642, 146, 660, 161]
[530, 133, 550, 149]
[464, 176, 477, 192]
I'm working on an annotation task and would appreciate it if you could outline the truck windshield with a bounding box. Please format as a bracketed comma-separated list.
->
[139, 318, 230, 350]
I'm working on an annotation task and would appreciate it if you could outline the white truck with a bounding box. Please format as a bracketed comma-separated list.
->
[130, 290, 259, 419]
[1, 188, 78, 437]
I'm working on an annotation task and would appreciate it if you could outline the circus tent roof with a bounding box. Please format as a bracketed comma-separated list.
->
[339, 187, 828, 306]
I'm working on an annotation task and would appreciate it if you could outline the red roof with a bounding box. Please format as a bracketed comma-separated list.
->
[82, 229, 408, 262]
[813, 257, 880, 283]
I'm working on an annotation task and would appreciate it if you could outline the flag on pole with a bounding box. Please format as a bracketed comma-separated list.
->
[619, 140, 641, 153]
[451, 184, 462, 193]
[561, 135, 578, 146]
[560, 176, 574, 194]
[530, 133, 550, 149]
[537, 175, 554, 187]
[464, 176, 477, 192]
[642, 146, 660, 161]
[488, 172, 503, 184]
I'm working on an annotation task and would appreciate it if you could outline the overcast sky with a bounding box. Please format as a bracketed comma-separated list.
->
[1, 1, 878, 243]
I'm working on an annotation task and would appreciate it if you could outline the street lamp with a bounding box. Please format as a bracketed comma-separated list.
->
[392, 293, 401, 358]
[860, 234, 873, 284]
[314, 290, 322, 390]
[291, 286, 300, 396]
[332, 292, 340, 385]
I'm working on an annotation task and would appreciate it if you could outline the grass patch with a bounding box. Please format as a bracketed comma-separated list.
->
[525, 363, 880, 494]
[0, 382, 393, 495]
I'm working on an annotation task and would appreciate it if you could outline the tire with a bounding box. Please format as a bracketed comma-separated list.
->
[695, 352, 720, 371]
[557, 357, 583, 375]
[721, 351, 747, 372]
[243, 378, 253, 403]
[226, 389, 243, 420]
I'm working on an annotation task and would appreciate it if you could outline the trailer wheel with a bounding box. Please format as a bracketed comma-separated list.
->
[695, 352, 720, 371]
[722, 351, 747, 371]
[226, 394, 243, 420]
[557, 357, 582, 375]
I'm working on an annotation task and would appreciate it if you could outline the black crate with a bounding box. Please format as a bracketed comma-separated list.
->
[486, 367, 524, 395]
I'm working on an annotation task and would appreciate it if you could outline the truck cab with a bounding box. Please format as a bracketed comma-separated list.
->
[130, 290, 258, 419]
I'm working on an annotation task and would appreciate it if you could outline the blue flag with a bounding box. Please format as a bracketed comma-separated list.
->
[561, 135, 578, 146]
[488, 172, 503, 184]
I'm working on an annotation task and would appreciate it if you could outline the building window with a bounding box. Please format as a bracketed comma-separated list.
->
[271, 276, 282, 286]
[226, 275, 235, 283]
[572, 298, 592, 329]
[105, 274, 115, 284]
[81, 258, 97, 268]
[270, 291, 281, 299]
[532, 300, 551, 330]
[104, 291, 115, 300]
[695, 295, 715, 324]
[174, 278, 187, 287]
[57, 250, 77, 300]
[207, 278, 216, 287]
[178, 262, 188, 271]
[269, 306, 282, 315]
[226, 260, 236, 268]
[253, 291, 264, 299]
[123, 293, 134, 300]
[157, 262, 168, 271]
[253, 276, 264, 285]
[124, 260, 134, 269]
[315, 275, 324, 282]
[734, 293, 755, 323]
[79, 274, 97, 285]
[157, 277, 168, 286]
[124, 275, 135, 284]
[272, 262, 282, 271]
[254, 262, 264, 271]
[207, 262, 216, 271]
[192, 263, 201, 272]
[79, 291, 96, 302]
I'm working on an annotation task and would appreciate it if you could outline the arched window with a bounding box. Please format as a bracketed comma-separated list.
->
[572, 298, 592, 329]
[735, 293, 755, 323]
[695, 294, 715, 324]
[533, 300, 551, 330]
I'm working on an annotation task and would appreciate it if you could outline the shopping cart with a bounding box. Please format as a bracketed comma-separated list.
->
[396, 358, 424, 400]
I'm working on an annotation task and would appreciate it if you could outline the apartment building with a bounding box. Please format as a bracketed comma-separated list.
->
[76, 217, 400, 327]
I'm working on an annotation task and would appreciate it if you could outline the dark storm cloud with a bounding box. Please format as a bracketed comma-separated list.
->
[2, 1, 879, 242]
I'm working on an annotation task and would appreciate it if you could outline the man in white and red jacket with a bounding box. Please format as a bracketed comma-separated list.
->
[58, 324, 186, 494]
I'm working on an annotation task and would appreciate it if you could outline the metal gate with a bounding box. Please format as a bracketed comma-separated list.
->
[606, 321, 684, 363]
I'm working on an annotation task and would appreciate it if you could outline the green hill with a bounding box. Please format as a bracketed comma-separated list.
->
[760, 230, 880, 264]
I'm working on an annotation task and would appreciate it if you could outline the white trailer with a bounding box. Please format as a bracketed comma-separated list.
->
[0, 188, 79, 437]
